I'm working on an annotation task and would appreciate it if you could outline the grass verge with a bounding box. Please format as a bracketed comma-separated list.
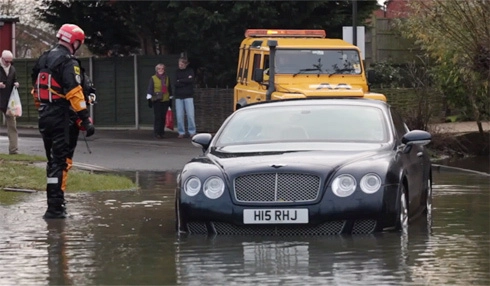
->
[0, 153, 138, 205]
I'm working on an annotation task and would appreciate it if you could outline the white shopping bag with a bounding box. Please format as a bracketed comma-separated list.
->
[6, 87, 22, 117]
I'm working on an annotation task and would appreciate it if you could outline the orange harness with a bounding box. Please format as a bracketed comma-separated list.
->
[35, 70, 66, 103]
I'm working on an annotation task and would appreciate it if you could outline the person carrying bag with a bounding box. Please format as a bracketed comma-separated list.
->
[146, 63, 172, 139]
[6, 87, 22, 117]
[0, 50, 20, 155]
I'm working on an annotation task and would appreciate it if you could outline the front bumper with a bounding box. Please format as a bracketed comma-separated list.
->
[177, 184, 399, 235]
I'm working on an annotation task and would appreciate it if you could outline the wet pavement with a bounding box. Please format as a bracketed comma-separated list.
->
[1, 121, 489, 172]
[0, 126, 201, 171]
[430, 121, 490, 134]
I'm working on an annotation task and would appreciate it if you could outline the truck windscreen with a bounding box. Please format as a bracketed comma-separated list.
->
[275, 49, 362, 75]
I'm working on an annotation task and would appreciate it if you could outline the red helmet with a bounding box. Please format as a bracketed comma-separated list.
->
[56, 24, 85, 45]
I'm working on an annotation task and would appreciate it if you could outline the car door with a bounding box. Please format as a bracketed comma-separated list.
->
[390, 108, 425, 214]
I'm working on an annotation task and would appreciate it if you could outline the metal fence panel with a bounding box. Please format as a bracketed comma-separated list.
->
[13, 59, 37, 124]
[92, 57, 119, 126]
[8, 54, 434, 133]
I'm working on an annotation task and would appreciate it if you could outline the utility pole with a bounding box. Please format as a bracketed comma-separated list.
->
[352, 0, 357, 46]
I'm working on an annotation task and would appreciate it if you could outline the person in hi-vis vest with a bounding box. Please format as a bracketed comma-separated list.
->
[146, 63, 172, 139]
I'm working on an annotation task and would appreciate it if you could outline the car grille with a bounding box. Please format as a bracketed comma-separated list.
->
[186, 220, 377, 236]
[234, 173, 320, 203]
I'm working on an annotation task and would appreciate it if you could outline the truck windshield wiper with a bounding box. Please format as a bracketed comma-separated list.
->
[327, 68, 356, 77]
[293, 68, 323, 77]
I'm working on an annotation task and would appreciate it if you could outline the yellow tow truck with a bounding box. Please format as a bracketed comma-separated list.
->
[234, 29, 386, 110]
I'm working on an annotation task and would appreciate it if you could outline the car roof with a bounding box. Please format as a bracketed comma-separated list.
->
[240, 98, 390, 111]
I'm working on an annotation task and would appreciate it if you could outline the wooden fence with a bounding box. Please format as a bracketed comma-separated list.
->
[364, 17, 421, 68]
[4, 55, 442, 133]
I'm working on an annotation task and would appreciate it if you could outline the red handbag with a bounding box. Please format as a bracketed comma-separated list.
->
[165, 108, 174, 130]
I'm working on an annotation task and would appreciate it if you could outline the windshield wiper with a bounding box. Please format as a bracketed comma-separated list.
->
[327, 68, 356, 77]
[293, 68, 323, 77]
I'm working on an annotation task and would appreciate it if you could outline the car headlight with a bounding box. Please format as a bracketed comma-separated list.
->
[184, 176, 201, 196]
[203, 176, 225, 199]
[332, 174, 356, 197]
[360, 173, 381, 194]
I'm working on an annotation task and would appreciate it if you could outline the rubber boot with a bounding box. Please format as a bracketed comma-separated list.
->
[43, 198, 67, 219]
[43, 180, 67, 219]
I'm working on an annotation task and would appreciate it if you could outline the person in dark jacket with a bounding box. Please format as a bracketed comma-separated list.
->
[31, 23, 95, 219]
[0, 50, 20, 154]
[146, 63, 172, 138]
[174, 57, 196, 138]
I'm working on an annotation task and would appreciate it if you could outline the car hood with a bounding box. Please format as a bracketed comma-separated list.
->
[274, 83, 365, 98]
[208, 144, 390, 174]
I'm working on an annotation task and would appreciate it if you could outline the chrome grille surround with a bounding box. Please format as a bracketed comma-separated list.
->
[185, 220, 378, 235]
[212, 221, 345, 236]
[234, 173, 320, 203]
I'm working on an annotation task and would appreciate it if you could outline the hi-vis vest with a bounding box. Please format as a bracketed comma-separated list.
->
[34, 54, 72, 103]
[152, 75, 170, 102]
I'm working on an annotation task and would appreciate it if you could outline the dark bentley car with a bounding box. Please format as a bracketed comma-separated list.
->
[175, 98, 432, 235]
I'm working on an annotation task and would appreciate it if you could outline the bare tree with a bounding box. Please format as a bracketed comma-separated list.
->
[1, 0, 56, 57]
[399, 0, 490, 136]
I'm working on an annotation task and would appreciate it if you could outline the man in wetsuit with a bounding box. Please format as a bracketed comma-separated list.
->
[31, 23, 95, 219]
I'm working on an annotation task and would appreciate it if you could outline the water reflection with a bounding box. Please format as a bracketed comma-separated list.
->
[436, 155, 490, 174]
[0, 169, 488, 285]
[175, 220, 434, 285]
[45, 220, 73, 285]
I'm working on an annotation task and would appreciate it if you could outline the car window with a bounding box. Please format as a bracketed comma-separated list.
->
[216, 105, 389, 145]
[390, 108, 409, 139]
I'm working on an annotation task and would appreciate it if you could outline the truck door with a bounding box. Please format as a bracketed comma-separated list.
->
[234, 49, 267, 109]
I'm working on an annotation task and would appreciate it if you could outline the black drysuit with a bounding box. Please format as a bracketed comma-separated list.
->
[31, 44, 94, 218]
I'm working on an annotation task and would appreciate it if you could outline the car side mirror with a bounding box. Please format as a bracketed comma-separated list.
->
[401, 130, 432, 153]
[191, 133, 213, 153]
[253, 68, 264, 83]
[367, 69, 376, 83]
[366, 69, 376, 92]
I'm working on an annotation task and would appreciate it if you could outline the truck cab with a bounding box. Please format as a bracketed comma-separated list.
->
[234, 29, 385, 110]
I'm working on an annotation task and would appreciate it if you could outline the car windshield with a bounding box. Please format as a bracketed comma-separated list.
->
[275, 49, 362, 75]
[216, 104, 389, 146]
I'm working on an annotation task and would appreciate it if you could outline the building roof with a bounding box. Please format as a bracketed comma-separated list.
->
[0, 15, 20, 22]
[373, 0, 409, 19]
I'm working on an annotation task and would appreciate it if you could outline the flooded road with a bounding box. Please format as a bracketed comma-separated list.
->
[1, 168, 489, 285]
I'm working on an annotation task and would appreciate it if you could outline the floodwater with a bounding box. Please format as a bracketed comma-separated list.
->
[0, 161, 489, 285]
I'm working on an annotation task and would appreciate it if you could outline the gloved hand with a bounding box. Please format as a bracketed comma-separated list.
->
[76, 117, 95, 137]
[32, 88, 41, 109]
[146, 94, 152, 100]
[148, 99, 153, 108]
[88, 93, 97, 105]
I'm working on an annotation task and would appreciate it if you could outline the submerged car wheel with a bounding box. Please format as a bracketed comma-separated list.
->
[424, 177, 433, 231]
[175, 198, 186, 234]
[395, 184, 408, 232]
[175, 198, 180, 232]
[424, 177, 433, 215]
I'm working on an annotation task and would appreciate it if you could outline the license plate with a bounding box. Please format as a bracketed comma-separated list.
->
[243, 209, 308, 224]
